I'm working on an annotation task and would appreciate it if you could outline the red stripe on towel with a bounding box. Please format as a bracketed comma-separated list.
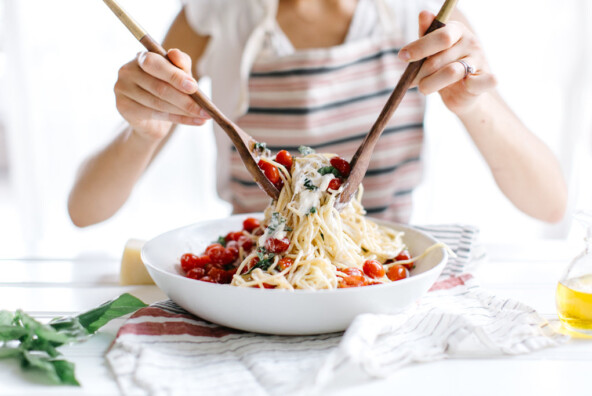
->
[429, 274, 474, 291]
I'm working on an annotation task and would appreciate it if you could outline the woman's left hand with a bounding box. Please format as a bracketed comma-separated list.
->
[398, 11, 497, 116]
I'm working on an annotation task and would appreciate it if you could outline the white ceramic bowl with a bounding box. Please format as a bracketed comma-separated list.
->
[142, 213, 448, 335]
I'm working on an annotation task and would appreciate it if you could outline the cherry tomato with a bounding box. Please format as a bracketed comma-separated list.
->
[226, 231, 243, 242]
[327, 178, 342, 191]
[253, 228, 265, 236]
[250, 256, 259, 268]
[363, 259, 385, 279]
[209, 267, 232, 284]
[180, 253, 199, 272]
[243, 217, 260, 233]
[277, 257, 294, 271]
[396, 250, 411, 261]
[260, 283, 276, 289]
[186, 267, 205, 280]
[341, 267, 365, 287]
[239, 256, 259, 274]
[258, 160, 280, 184]
[274, 178, 284, 191]
[200, 276, 215, 283]
[387, 264, 408, 281]
[205, 243, 226, 265]
[223, 246, 239, 264]
[180, 253, 211, 272]
[203, 263, 214, 274]
[275, 150, 293, 170]
[330, 156, 351, 177]
[238, 235, 254, 251]
[265, 237, 290, 253]
[395, 250, 413, 270]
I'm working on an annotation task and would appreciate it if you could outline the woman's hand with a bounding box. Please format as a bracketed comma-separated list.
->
[398, 11, 497, 116]
[114, 48, 209, 141]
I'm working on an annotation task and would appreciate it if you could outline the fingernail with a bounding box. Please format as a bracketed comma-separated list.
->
[192, 117, 205, 125]
[399, 49, 410, 61]
[182, 78, 198, 92]
[137, 51, 148, 67]
[199, 109, 210, 118]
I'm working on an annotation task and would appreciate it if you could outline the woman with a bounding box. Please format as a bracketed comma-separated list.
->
[68, 0, 567, 226]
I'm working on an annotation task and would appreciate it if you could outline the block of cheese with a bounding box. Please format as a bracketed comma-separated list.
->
[119, 238, 155, 285]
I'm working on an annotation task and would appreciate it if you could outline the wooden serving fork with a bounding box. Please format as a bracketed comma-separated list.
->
[103, 0, 281, 201]
[338, 0, 459, 207]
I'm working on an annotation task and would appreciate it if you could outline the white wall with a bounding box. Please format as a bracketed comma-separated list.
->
[0, 0, 590, 258]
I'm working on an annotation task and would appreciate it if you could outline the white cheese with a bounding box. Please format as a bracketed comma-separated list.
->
[119, 238, 154, 285]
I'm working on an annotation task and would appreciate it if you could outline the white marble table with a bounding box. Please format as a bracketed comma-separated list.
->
[1, 240, 591, 395]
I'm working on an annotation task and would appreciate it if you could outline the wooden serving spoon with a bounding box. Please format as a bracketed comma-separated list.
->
[103, 0, 281, 201]
[337, 0, 459, 207]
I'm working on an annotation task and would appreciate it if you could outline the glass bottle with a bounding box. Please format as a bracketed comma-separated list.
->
[556, 211, 592, 334]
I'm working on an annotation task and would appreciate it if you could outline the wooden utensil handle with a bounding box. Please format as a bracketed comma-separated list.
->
[356, 19, 445, 149]
[337, 12, 451, 206]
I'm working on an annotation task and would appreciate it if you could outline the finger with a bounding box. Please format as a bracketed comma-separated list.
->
[116, 95, 207, 126]
[418, 58, 471, 95]
[399, 21, 465, 62]
[464, 73, 497, 95]
[132, 70, 208, 118]
[121, 81, 203, 117]
[167, 48, 193, 75]
[418, 10, 436, 37]
[414, 40, 469, 84]
[137, 51, 198, 94]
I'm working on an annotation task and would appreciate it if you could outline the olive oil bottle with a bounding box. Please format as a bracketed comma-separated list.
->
[556, 211, 592, 334]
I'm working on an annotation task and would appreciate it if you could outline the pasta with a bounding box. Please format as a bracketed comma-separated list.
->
[179, 147, 430, 290]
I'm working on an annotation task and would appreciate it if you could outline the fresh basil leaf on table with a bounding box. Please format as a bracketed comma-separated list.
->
[0, 293, 147, 386]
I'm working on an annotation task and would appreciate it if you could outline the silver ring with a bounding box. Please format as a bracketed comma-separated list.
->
[457, 59, 476, 78]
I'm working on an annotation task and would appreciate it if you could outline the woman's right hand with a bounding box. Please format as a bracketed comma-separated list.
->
[114, 48, 209, 141]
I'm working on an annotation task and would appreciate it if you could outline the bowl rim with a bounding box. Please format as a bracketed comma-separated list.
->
[141, 213, 449, 295]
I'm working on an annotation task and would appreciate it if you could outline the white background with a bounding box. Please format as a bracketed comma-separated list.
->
[0, 0, 590, 259]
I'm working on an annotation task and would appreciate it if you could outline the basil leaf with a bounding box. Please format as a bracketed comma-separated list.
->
[253, 142, 270, 157]
[76, 293, 147, 334]
[317, 166, 341, 177]
[216, 236, 227, 247]
[0, 310, 14, 326]
[256, 246, 268, 260]
[50, 359, 80, 386]
[303, 178, 318, 191]
[307, 207, 317, 215]
[28, 338, 60, 358]
[21, 351, 80, 386]
[48, 317, 88, 340]
[21, 351, 60, 384]
[0, 347, 22, 359]
[298, 146, 315, 156]
[18, 311, 72, 345]
[249, 254, 275, 274]
[0, 325, 28, 342]
[254, 142, 267, 151]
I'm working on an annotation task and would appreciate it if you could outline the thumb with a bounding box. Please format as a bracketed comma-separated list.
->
[418, 10, 436, 37]
[167, 48, 193, 75]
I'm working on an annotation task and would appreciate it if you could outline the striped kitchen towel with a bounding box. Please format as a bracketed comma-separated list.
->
[106, 225, 568, 396]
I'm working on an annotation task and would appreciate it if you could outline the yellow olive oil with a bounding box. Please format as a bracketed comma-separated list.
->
[556, 274, 592, 333]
